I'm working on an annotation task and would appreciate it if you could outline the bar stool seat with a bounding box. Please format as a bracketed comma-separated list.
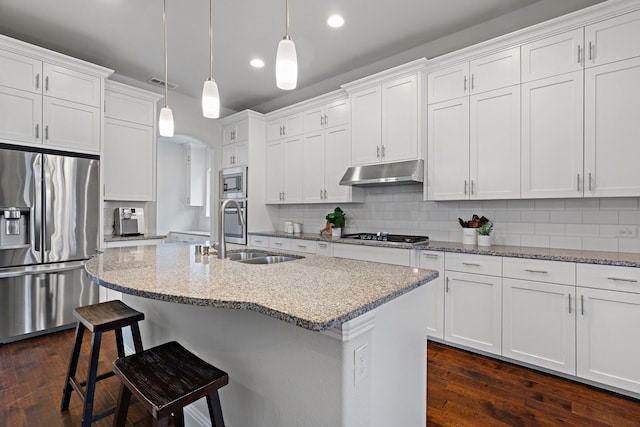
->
[60, 300, 144, 427]
[112, 341, 229, 427]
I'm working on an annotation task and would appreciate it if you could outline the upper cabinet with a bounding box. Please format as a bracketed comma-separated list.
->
[521, 29, 584, 82]
[221, 119, 248, 168]
[266, 112, 303, 142]
[103, 81, 161, 202]
[222, 120, 248, 145]
[344, 59, 426, 167]
[0, 36, 112, 154]
[584, 9, 640, 68]
[303, 98, 349, 133]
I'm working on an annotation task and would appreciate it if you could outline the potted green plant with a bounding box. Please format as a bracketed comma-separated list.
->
[321, 207, 346, 238]
[476, 221, 494, 247]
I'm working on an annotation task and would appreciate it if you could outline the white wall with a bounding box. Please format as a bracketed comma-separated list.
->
[272, 186, 640, 253]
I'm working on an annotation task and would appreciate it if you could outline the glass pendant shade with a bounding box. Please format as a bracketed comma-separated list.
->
[202, 79, 220, 118]
[276, 37, 298, 90]
[159, 107, 174, 137]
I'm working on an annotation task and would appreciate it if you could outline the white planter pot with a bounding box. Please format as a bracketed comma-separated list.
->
[462, 228, 477, 245]
[477, 235, 492, 247]
[332, 227, 342, 239]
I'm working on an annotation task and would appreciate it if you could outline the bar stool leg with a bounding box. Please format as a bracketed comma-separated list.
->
[130, 322, 144, 353]
[82, 331, 103, 427]
[153, 418, 170, 427]
[61, 322, 85, 411]
[112, 383, 132, 427]
[173, 409, 185, 427]
[114, 328, 125, 358]
[206, 391, 225, 427]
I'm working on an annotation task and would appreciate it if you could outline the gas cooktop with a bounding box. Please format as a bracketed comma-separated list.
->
[342, 232, 429, 244]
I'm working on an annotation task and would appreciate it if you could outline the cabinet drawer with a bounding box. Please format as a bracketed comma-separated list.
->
[316, 241, 332, 256]
[249, 235, 269, 248]
[269, 237, 292, 250]
[577, 263, 640, 294]
[417, 250, 444, 271]
[503, 257, 575, 285]
[333, 244, 411, 266]
[290, 240, 317, 254]
[445, 252, 502, 276]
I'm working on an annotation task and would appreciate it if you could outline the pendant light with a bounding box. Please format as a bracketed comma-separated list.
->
[275, 0, 297, 90]
[202, 0, 220, 118]
[158, 0, 174, 137]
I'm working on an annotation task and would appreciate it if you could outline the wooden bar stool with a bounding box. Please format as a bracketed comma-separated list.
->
[60, 300, 144, 427]
[112, 341, 229, 427]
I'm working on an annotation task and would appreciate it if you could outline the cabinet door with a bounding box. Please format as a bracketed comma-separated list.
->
[521, 71, 584, 198]
[42, 97, 100, 153]
[105, 90, 155, 125]
[282, 136, 303, 203]
[266, 120, 284, 142]
[222, 144, 236, 168]
[350, 86, 382, 166]
[235, 120, 249, 142]
[283, 113, 303, 138]
[0, 86, 42, 145]
[418, 251, 445, 339]
[104, 119, 154, 201]
[444, 271, 502, 355]
[43, 64, 101, 107]
[577, 287, 640, 394]
[427, 97, 469, 200]
[469, 86, 520, 199]
[469, 47, 521, 94]
[0, 50, 42, 93]
[302, 132, 325, 202]
[234, 141, 248, 166]
[324, 125, 351, 202]
[265, 141, 283, 203]
[428, 63, 469, 104]
[521, 28, 584, 82]
[382, 74, 418, 162]
[303, 106, 325, 134]
[325, 98, 349, 128]
[585, 9, 640, 68]
[222, 123, 237, 144]
[503, 279, 576, 374]
[584, 57, 640, 197]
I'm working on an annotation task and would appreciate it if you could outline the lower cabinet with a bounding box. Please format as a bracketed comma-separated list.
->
[502, 279, 576, 374]
[332, 243, 411, 266]
[417, 251, 445, 339]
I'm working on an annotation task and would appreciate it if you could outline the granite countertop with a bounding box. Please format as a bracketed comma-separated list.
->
[85, 244, 438, 331]
[105, 233, 167, 242]
[250, 231, 640, 267]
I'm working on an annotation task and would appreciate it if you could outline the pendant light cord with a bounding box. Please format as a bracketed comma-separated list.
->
[285, 0, 290, 36]
[163, 0, 169, 107]
[209, 0, 213, 79]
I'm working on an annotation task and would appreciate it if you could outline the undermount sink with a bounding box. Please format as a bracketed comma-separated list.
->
[227, 250, 303, 264]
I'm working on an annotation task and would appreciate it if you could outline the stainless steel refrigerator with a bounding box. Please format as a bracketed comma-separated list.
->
[0, 144, 100, 343]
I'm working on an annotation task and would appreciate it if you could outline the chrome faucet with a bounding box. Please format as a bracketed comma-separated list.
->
[216, 199, 245, 259]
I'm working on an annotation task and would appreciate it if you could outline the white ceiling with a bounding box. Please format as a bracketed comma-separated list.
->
[0, 0, 606, 115]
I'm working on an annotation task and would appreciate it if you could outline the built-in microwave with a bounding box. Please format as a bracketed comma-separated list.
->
[220, 166, 247, 199]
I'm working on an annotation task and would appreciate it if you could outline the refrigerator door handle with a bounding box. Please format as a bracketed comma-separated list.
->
[33, 154, 43, 255]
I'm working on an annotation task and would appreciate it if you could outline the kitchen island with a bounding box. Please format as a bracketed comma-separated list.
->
[85, 243, 438, 427]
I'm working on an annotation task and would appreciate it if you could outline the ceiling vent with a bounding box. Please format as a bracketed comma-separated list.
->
[147, 77, 177, 89]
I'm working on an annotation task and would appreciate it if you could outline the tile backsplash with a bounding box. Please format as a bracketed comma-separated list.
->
[273, 184, 640, 253]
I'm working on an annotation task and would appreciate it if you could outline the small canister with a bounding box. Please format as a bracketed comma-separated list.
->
[195, 245, 202, 255]
[284, 221, 293, 233]
[293, 223, 302, 233]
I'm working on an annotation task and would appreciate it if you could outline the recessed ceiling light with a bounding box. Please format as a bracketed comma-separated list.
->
[250, 58, 265, 68]
[327, 15, 344, 28]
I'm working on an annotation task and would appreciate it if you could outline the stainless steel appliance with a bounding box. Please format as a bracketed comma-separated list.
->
[220, 199, 247, 245]
[220, 166, 247, 199]
[339, 159, 424, 186]
[0, 145, 100, 343]
[114, 207, 146, 236]
[342, 232, 429, 244]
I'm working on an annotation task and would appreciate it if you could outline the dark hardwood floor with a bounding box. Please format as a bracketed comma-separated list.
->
[1, 329, 639, 426]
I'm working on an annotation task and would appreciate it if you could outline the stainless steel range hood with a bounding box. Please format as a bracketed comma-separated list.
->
[339, 159, 424, 186]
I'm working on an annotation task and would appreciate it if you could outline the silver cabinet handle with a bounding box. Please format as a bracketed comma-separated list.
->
[320, 115, 324, 126]
[446, 277, 450, 292]
[376, 146, 380, 158]
[588, 173, 592, 191]
[324, 114, 328, 126]
[45, 125, 49, 140]
[324, 189, 327, 199]
[463, 76, 467, 92]
[464, 180, 468, 195]
[462, 262, 480, 267]
[589, 41, 593, 61]
[422, 253, 439, 259]
[577, 45, 582, 64]
[577, 173, 581, 192]
[274, 242, 283, 246]
[282, 125, 286, 136]
[320, 189, 323, 199]
[45, 76, 49, 91]
[381, 145, 385, 158]
[607, 277, 638, 283]
[471, 74, 475, 91]
[568, 294, 572, 314]
[35, 124, 39, 139]
[581, 295, 584, 315]
[297, 244, 307, 249]
[35, 74, 40, 90]
[525, 269, 548, 274]
[471, 180, 475, 195]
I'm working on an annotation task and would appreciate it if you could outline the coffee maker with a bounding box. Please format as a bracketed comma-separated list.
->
[114, 207, 145, 236]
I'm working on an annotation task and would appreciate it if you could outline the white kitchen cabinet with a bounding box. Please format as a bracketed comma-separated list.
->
[521, 29, 584, 82]
[269, 237, 292, 251]
[185, 144, 207, 206]
[42, 63, 101, 107]
[302, 125, 354, 203]
[584, 57, 640, 197]
[103, 81, 160, 201]
[521, 71, 584, 199]
[316, 241, 333, 257]
[418, 250, 445, 339]
[0, 86, 42, 144]
[222, 120, 248, 145]
[502, 256, 577, 372]
[351, 74, 419, 165]
[332, 244, 412, 266]
[266, 113, 303, 142]
[428, 47, 520, 104]
[42, 97, 100, 152]
[265, 136, 303, 204]
[303, 97, 349, 133]
[289, 239, 317, 254]
[249, 235, 269, 248]
[584, 9, 640, 68]
[0, 49, 42, 93]
[222, 140, 248, 168]
[167, 232, 208, 243]
[428, 85, 519, 200]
